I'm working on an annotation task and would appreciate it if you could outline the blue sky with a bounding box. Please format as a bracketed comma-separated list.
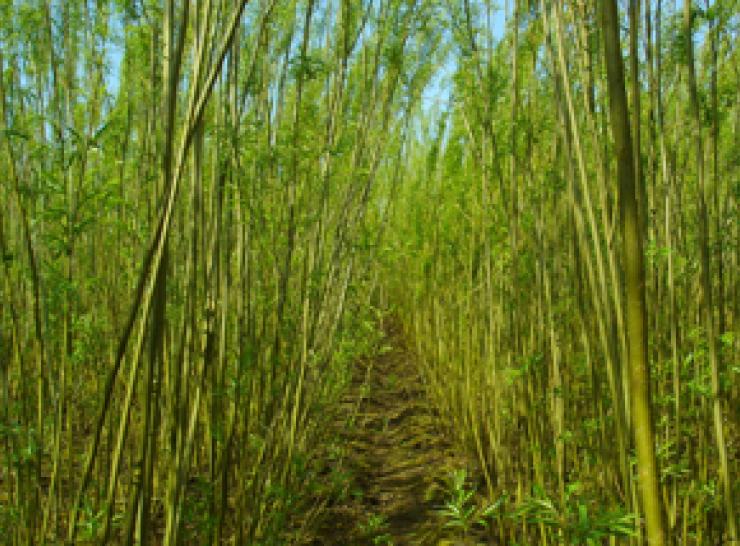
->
[104, 1, 509, 106]
[422, 3, 508, 112]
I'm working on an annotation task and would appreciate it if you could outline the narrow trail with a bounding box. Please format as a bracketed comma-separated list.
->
[312, 323, 464, 545]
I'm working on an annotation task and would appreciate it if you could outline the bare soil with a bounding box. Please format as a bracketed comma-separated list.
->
[310, 323, 464, 545]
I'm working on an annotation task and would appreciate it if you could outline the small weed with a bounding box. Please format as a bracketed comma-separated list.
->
[358, 513, 394, 545]
[437, 469, 506, 539]
[513, 483, 637, 545]
[78, 500, 105, 541]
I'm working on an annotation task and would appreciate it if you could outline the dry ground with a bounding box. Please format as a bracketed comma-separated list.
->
[310, 323, 470, 545]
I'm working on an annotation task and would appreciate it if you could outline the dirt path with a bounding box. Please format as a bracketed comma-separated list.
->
[312, 324, 462, 545]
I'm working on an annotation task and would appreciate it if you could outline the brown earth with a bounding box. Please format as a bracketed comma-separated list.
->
[309, 323, 467, 546]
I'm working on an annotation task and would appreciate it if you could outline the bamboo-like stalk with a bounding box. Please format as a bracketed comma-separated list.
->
[602, 1, 666, 543]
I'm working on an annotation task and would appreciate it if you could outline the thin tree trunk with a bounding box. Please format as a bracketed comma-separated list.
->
[601, 1, 666, 544]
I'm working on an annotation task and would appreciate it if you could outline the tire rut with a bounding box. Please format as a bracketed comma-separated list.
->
[311, 324, 462, 545]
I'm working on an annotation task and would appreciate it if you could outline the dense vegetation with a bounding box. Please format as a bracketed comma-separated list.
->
[0, 1, 737, 544]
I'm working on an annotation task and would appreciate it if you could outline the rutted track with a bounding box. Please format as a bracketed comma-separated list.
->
[311, 323, 462, 545]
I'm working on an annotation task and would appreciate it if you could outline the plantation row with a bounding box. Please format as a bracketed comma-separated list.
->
[0, 1, 737, 545]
